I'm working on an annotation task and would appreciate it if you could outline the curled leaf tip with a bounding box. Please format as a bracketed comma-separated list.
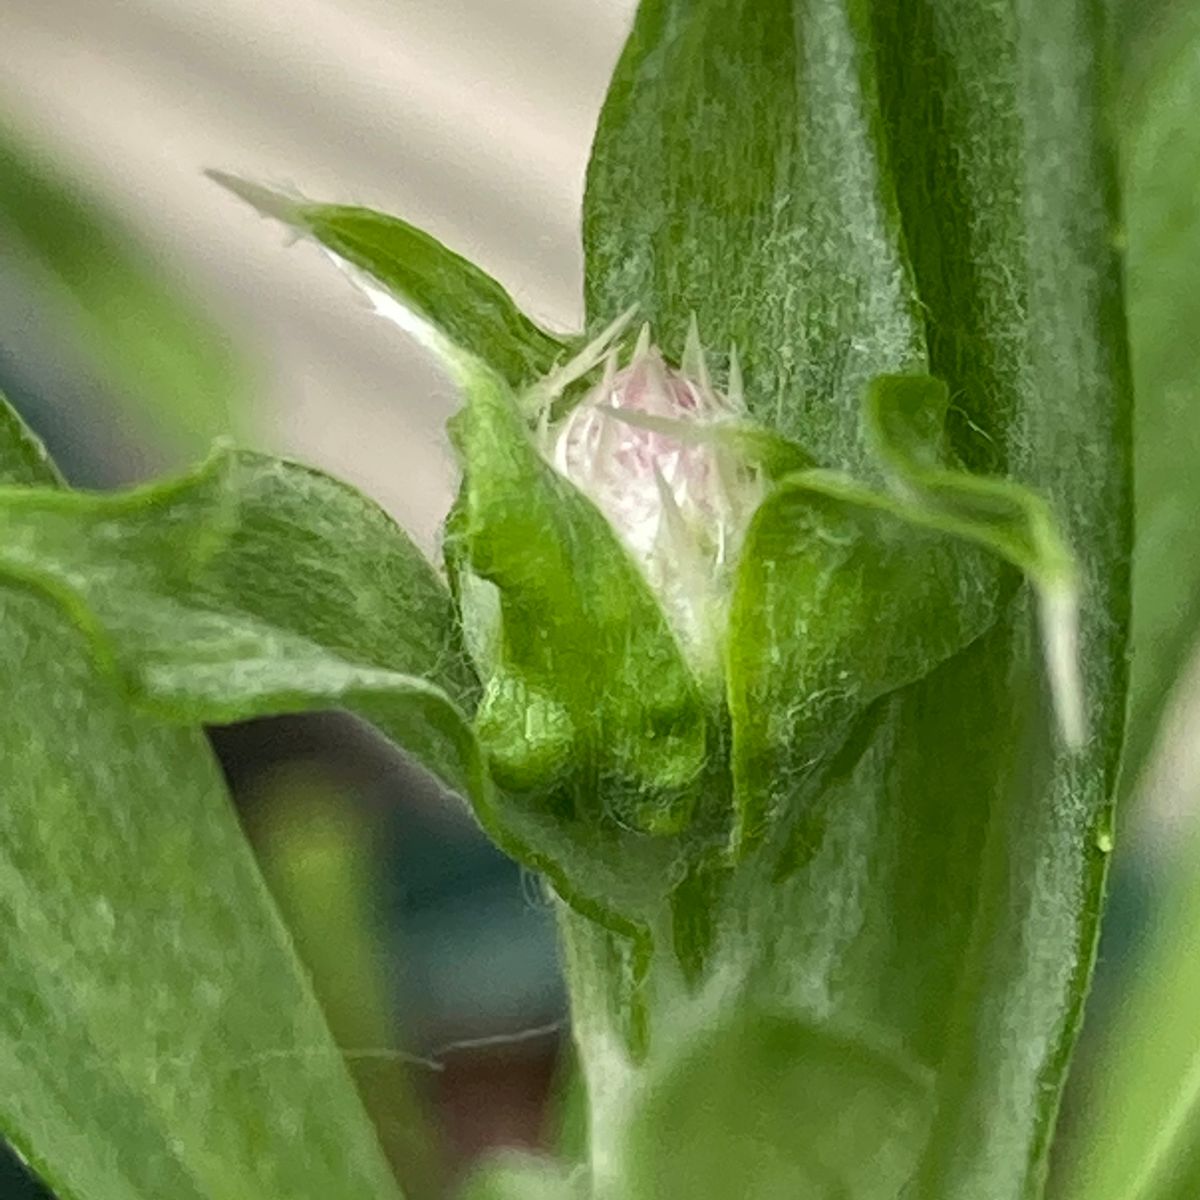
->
[865, 373, 1088, 750]
[1040, 580, 1087, 751]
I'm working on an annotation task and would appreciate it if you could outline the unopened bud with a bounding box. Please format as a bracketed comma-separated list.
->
[540, 322, 763, 667]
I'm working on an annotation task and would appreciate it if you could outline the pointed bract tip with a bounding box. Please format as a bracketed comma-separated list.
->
[727, 344, 744, 409]
[600, 349, 619, 394]
[681, 314, 711, 392]
[600, 304, 640, 354]
[526, 306, 637, 409]
[205, 170, 305, 225]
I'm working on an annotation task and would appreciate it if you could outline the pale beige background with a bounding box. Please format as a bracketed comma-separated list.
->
[0, 0, 637, 548]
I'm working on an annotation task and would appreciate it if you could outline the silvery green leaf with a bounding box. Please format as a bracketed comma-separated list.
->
[580, 6, 1130, 1200]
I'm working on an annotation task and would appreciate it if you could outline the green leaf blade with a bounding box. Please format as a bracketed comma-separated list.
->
[580, 5, 1131, 1199]
[0, 396, 404, 1200]
[0, 593, 406, 1200]
[864, 2, 1131, 1193]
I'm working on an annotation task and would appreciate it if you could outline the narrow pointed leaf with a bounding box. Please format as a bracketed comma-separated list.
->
[210, 173, 566, 388]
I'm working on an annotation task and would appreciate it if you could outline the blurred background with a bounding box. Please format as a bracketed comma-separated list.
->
[1, 1, 1200, 1197]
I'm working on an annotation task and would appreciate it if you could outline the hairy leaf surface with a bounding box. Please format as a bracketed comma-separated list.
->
[584, 5, 1131, 1199]
[454, 365, 709, 834]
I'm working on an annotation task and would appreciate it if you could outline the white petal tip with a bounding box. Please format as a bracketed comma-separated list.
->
[682, 314, 710, 390]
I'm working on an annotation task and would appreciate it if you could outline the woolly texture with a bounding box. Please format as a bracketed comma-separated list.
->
[544, 326, 762, 665]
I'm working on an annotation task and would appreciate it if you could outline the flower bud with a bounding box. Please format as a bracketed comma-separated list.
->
[542, 324, 763, 669]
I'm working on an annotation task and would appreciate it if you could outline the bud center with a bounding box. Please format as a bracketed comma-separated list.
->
[545, 340, 762, 664]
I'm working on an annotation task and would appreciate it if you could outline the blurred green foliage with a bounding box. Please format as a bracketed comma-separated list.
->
[251, 770, 444, 1199]
[1053, 2, 1200, 1195]
[1118, 2, 1200, 796]
[0, 125, 242, 471]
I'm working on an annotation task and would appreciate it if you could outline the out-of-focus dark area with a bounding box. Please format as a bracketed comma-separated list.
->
[2, 0, 1200, 1196]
